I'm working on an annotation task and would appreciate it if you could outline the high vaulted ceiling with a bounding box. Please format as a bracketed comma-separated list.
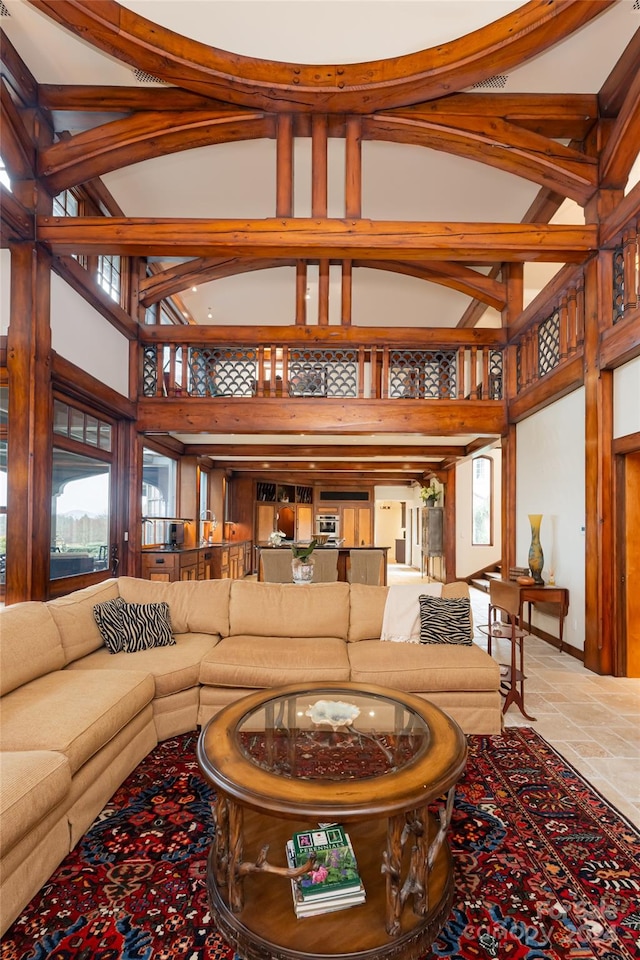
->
[2, 1, 639, 483]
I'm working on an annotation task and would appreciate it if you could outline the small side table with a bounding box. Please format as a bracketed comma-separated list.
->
[516, 584, 570, 652]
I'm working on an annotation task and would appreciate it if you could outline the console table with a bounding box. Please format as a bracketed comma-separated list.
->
[501, 581, 570, 651]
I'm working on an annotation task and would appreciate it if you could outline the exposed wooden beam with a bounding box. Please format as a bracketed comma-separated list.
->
[599, 27, 640, 117]
[136, 397, 507, 436]
[181, 443, 466, 459]
[0, 29, 39, 108]
[0, 184, 34, 242]
[217, 460, 448, 473]
[361, 260, 506, 310]
[38, 111, 272, 194]
[37, 217, 597, 262]
[363, 114, 597, 203]
[139, 324, 506, 346]
[600, 181, 640, 247]
[51, 256, 139, 339]
[599, 62, 640, 190]
[27, 0, 614, 113]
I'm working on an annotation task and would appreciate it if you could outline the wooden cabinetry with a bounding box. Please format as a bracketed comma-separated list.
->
[141, 549, 200, 582]
[254, 483, 313, 543]
[421, 507, 444, 580]
[340, 505, 373, 547]
[141, 543, 250, 582]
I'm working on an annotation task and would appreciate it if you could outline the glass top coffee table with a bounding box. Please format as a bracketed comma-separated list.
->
[197, 681, 467, 960]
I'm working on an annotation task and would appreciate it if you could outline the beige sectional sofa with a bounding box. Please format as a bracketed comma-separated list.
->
[0, 576, 500, 936]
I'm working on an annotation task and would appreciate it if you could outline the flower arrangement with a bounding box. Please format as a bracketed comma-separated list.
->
[420, 483, 441, 506]
[267, 530, 286, 547]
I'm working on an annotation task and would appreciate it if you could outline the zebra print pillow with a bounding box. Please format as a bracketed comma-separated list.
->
[418, 595, 472, 645]
[119, 601, 175, 653]
[93, 597, 127, 654]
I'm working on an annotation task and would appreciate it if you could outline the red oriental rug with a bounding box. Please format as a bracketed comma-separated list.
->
[2, 728, 639, 959]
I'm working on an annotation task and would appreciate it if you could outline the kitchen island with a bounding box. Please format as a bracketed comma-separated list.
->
[256, 544, 389, 584]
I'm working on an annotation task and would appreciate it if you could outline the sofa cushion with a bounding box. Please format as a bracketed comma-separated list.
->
[93, 597, 127, 653]
[419, 595, 472, 645]
[348, 584, 388, 641]
[48, 579, 120, 663]
[119, 601, 175, 652]
[347, 640, 499, 692]
[348, 581, 472, 642]
[229, 581, 351, 639]
[0, 603, 66, 696]
[200, 635, 351, 688]
[0, 751, 71, 854]
[66, 632, 219, 697]
[0, 670, 154, 774]
[118, 577, 231, 637]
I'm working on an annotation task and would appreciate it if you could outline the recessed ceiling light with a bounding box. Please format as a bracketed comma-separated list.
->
[192, 286, 197, 292]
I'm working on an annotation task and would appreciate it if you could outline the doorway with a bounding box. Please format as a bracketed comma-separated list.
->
[617, 448, 640, 677]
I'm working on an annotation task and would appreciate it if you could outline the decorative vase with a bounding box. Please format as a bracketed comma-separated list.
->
[291, 556, 315, 584]
[527, 514, 544, 585]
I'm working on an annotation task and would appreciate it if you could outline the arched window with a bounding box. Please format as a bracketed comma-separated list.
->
[472, 455, 493, 546]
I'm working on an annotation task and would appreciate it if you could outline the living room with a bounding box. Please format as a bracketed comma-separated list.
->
[1, 1, 639, 956]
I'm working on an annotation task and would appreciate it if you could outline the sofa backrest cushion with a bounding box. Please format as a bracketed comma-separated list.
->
[118, 577, 231, 637]
[48, 578, 120, 664]
[348, 584, 389, 641]
[230, 581, 350, 639]
[348, 581, 472, 641]
[0, 602, 66, 695]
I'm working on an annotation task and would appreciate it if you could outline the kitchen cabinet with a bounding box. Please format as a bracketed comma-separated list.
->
[341, 505, 373, 547]
[141, 543, 250, 582]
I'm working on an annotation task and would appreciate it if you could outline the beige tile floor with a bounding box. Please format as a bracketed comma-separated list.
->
[387, 563, 640, 827]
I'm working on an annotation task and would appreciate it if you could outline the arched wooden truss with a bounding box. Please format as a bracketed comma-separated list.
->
[17, 0, 640, 318]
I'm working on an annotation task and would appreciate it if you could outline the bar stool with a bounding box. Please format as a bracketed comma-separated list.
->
[478, 579, 536, 721]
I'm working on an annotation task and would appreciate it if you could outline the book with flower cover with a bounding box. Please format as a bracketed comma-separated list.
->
[290, 826, 363, 899]
[285, 840, 365, 917]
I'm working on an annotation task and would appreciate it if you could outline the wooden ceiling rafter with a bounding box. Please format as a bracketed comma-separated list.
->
[182, 443, 467, 459]
[139, 255, 505, 310]
[37, 217, 597, 262]
[37, 102, 596, 201]
[27, 0, 614, 113]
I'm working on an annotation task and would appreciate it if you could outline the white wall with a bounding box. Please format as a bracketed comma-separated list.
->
[0, 249, 10, 336]
[455, 448, 502, 578]
[50, 273, 130, 397]
[613, 356, 640, 439]
[516, 388, 585, 650]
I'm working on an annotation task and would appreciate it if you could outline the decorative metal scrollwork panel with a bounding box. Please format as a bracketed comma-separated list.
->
[188, 347, 258, 397]
[612, 244, 625, 325]
[389, 350, 457, 399]
[538, 311, 560, 379]
[288, 349, 358, 397]
[488, 350, 503, 400]
[142, 345, 159, 397]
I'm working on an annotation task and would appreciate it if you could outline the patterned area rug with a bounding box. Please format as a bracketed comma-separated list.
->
[2, 728, 639, 959]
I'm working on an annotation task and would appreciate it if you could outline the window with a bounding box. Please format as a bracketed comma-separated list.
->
[142, 447, 177, 546]
[97, 254, 121, 303]
[52, 190, 79, 218]
[50, 402, 114, 580]
[0, 156, 11, 192]
[472, 456, 493, 546]
[51, 449, 111, 579]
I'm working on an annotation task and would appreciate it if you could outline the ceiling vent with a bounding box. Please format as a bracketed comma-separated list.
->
[471, 75, 508, 90]
[634, 0, 639, 9]
[0, 3, 11, 16]
[133, 68, 167, 85]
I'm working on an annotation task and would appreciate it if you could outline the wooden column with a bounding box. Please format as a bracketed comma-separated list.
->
[312, 115, 329, 325]
[583, 253, 615, 674]
[276, 114, 294, 218]
[501, 264, 523, 579]
[5, 243, 53, 603]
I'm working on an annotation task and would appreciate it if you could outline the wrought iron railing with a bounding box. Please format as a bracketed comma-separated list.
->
[515, 269, 584, 394]
[140, 342, 504, 402]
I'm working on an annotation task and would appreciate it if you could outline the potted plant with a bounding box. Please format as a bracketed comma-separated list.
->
[291, 539, 318, 583]
[420, 483, 441, 507]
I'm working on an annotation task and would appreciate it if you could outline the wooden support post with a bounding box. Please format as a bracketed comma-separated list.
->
[341, 259, 352, 326]
[5, 243, 53, 603]
[583, 254, 615, 674]
[276, 114, 294, 218]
